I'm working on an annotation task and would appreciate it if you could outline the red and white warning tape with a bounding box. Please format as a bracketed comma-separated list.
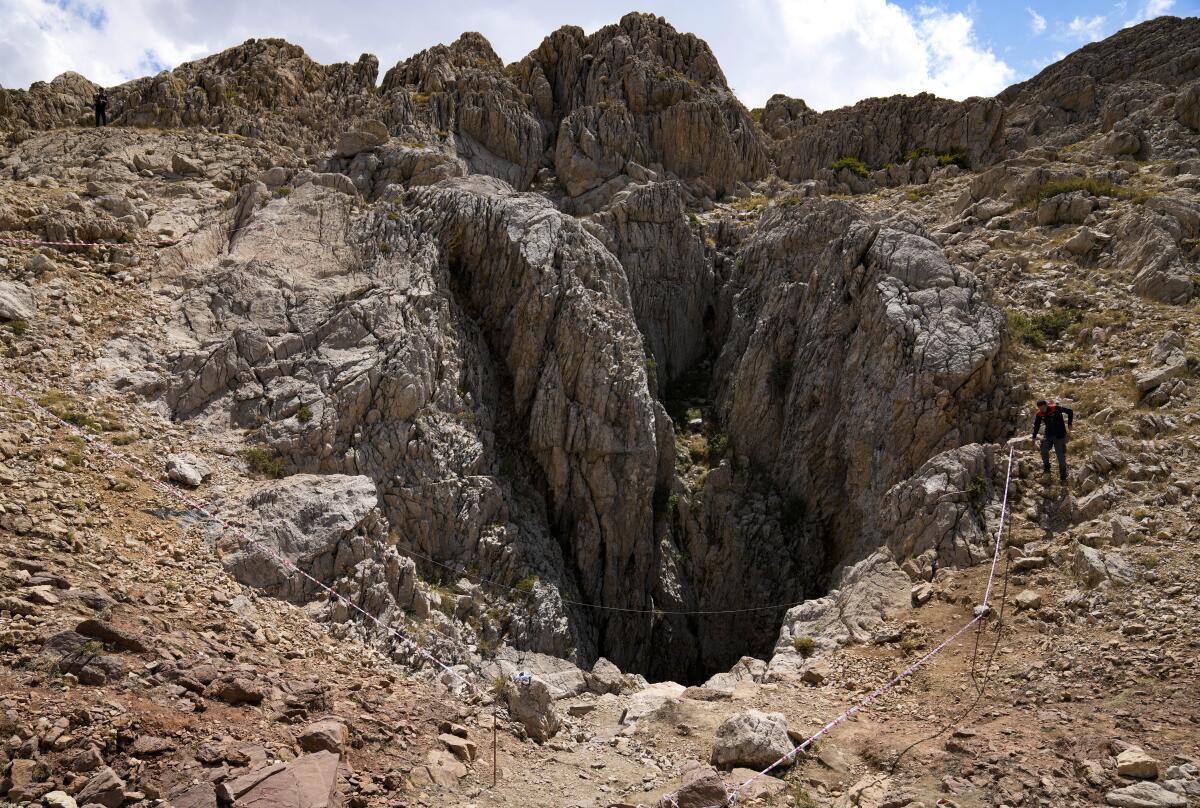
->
[0, 376, 481, 697]
[657, 445, 1016, 808]
[0, 237, 178, 249]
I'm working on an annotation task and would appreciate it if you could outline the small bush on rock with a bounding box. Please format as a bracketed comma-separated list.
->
[830, 156, 870, 178]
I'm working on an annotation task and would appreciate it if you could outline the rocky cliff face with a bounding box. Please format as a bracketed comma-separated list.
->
[3, 13, 1196, 688]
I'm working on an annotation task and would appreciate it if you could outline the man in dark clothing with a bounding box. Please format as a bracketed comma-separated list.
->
[1032, 399, 1074, 481]
[94, 91, 108, 127]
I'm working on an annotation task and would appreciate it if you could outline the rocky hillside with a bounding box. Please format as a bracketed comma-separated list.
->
[2, 11, 1199, 808]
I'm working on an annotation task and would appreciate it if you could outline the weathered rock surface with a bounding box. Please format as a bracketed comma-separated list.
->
[770, 548, 909, 666]
[0, 280, 36, 321]
[767, 92, 1005, 182]
[714, 199, 1007, 563]
[1106, 781, 1188, 808]
[880, 443, 1005, 579]
[709, 710, 792, 770]
[505, 676, 561, 742]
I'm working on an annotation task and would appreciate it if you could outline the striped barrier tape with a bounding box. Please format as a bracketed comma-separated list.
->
[0, 376, 482, 698]
[0, 237, 178, 249]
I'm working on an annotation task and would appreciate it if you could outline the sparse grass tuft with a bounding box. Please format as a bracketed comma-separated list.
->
[1022, 176, 1150, 207]
[731, 194, 769, 212]
[830, 156, 870, 178]
[793, 635, 816, 657]
[38, 391, 123, 432]
[791, 784, 819, 808]
[3, 319, 29, 336]
[296, 404, 313, 423]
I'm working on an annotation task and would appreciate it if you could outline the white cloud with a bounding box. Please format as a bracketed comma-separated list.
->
[1027, 7, 1047, 34]
[0, 0, 1017, 111]
[1064, 14, 1108, 42]
[1123, 0, 1176, 26]
[755, 0, 1015, 110]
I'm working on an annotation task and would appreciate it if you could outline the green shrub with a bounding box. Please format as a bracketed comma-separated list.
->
[793, 635, 816, 657]
[274, 185, 292, 197]
[296, 404, 313, 423]
[777, 194, 804, 206]
[830, 156, 870, 178]
[378, 242, 392, 255]
[1007, 307, 1083, 348]
[966, 475, 987, 509]
[3, 319, 29, 336]
[707, 433, 730, 464]
[513, 574, 538, 595]
[243, 447, 286, 478]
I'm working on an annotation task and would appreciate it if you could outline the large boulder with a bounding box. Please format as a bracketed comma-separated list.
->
[74, 767, 125, 808]
[504, 676, 561, 742]
[1174, 81, 1200, 131]
[298, 719, 348, 754]
[166, 452, 212, 488]
[0, 280, 36, 322]
[709, 710, 793, 770]
[1106, 781, 1187, 808]
[880, 443, 1005, 579]
[659, 766, 730, 808]
[224, 752, 342, 808]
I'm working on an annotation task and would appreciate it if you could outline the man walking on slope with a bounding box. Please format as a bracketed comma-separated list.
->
[93, 90, 108, 127]
[1032, 399, 1073, 482]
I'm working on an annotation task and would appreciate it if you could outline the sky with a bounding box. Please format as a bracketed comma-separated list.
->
[0, 0, 1196, 111]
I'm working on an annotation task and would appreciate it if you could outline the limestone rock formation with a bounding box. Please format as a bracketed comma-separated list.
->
[513, 13, 770, 201]
[770, 548, 910, 666]
[880, 443, 1007, 579]
[713, 199, 1007, 562]
[767, 92, 1005, 182]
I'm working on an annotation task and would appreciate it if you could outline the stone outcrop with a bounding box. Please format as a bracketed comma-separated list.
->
[713, 199, 1007, 562]
[999, 16, 1200, 149]
[1114, 196, 1199, 304]
[2, 39, 380, 150]
[589, 181, 714, 383]
[514, 13, 771, 201]
[767, 92, 1005, 181]
[770, 548, 910, 667]
[880, 443, 1007, 579]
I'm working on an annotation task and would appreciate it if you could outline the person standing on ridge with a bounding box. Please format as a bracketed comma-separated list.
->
[93, 90, 108, 127]
[1031, 399, 1073, 482]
